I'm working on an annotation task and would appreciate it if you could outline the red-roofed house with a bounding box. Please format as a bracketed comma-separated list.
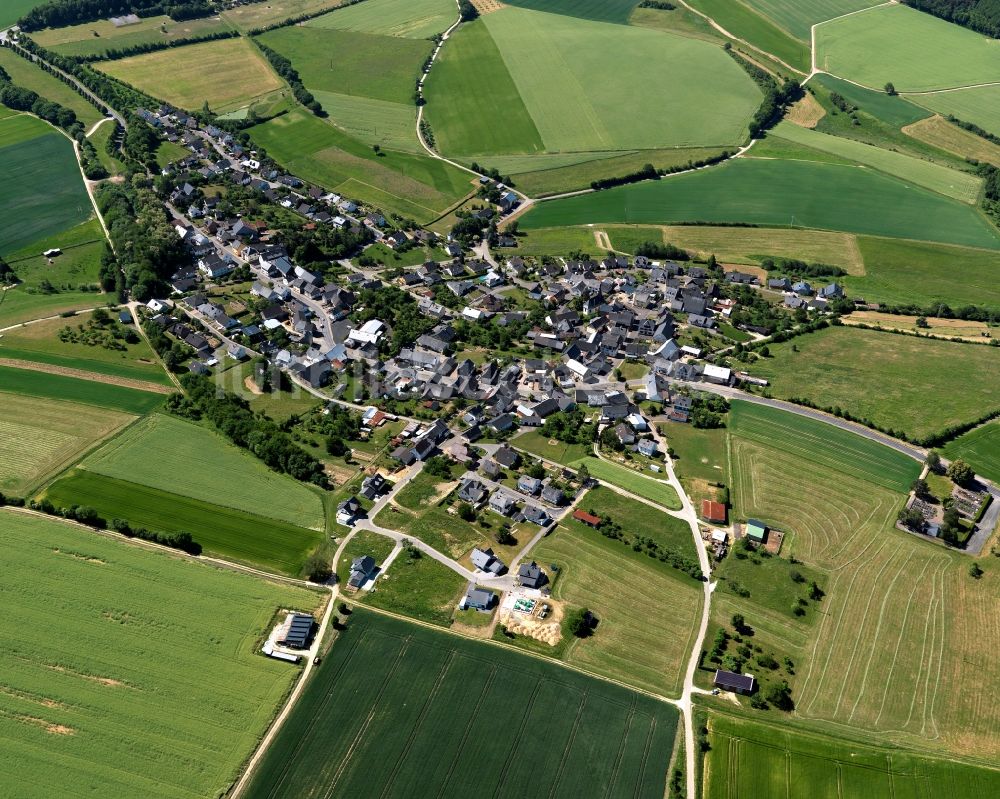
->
[702, 499, 727, 524]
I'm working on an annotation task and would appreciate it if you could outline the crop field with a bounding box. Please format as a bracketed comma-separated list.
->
[520, 158, 1000, 250]
[79, 413, 325, 529]
[249, 108, 473, 222]
[728, 400, 920, 492]
[478, 7, 761, 152]
[504, 0, 640, 24]
[768, 120, 983, 203]
[686, 0, 809, 71]
[243, 608, 679, 799]
[312, 92, 419, 152]
[904, 115, 1000, 167]
[815, 4, 1000, 92]
[944, 421, 1000, 485]
[0, 49, 102, 127]
[0, 510, 320, 799]
[0, 391, 133, 496]
[0, 115, 92, 257]
[743, 0, 880, 40]
[222, 0, 343, 31]
[812, 72, 932, 128]
[306, 0, 456, 39]
[96, 37, 286, 114]
[569, 456, 682, 509]
[748, 326, 1000, 442]
[30, 14, 233, 57]
[703, 712, 1000, 799]
[43, 469, 325, 576]
[0, 0, 35, 28]
[912, 85, 1000, 140]
[0, 365, 165, 415]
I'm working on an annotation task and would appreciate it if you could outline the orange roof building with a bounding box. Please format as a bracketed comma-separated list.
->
[702, 499, 727, 524]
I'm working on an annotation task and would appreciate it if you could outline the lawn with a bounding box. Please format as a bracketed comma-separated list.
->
[743, 0, 881, 40]
[479, 7, 761, 151]
[913, 84, 1000, 140]
[729, 399, 921, 491]
[43, 469, 325, 576]
[0, 364, 165, 414]
[513, 429, 593, 466]
[364, 551, 466, 625]
[96, 37, 287, 114]
[815, 4, 1000, 92]
[747, 326, 1000, 443]
[222, 0, 343, 31]
[685, 0, 810, 72]
[520, 158, 1000, 250]
[306, 0, 456, 38]
[662, 423, 729, 485]
[249, 108, 474, 222]
[703, 712, 1000, 799]
[0, 115, 92, 258]
[243, 608, 680, 798]
[944, 421, 1000, 485]
[0, 48, 103, 127]
[31, 14, 233, 58]
[532, 503, 702, 695]
[768, 120, 982, 203]
[375, 502, 499, 561]
[0, 510, 321, 799]
[904, 115, 1000, 167]
[570, 456, 682, 510]
[79, 413, 326, 529]
[0, 391, 133, 496]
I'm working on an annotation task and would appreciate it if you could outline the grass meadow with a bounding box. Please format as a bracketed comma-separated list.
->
[79, 413, 325, 529]
[747, 327, 1000, 442]
[0, 115, 92, 257]
[504, 0, 640, 24]
[702, 712, 1000, 799]
[0, 365, 165, 415]
[0, 49, 103, 127]
[221, 0, 343, 31]
[742, 0, 881, 40]
[904, 115, 1000, 167]
[943, 421, 1000, 484]
[306, 0, 456, 38]
[0, 391, 133, 496]
[97, 37, 286, 114]
[0, 0, 35, 27]
[364, 552, 466, 626]
[815, 4, 1000, 92]
[913, 85, 1000, 140]
[520, 158, 1000, 250]
[811, 72, 932, 128]
[0, 510, 321, 799]
[686, 0, 810, 71]
[570, 456, 682, 509]
[243, 608, 679, 799]
[31, 14, 233, 58]
[43, 469, 325, 576]
[513, 429, 593, 466]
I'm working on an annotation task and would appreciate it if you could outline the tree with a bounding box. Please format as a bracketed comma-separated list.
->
[304, 553, 332, 583]
[915, 316, 929, 328]
[566, 608, 593, 638]
[765, 680, 794, 711]
[576, 463, 590, 484]
[527, 461, 545, 480]
[424, 455, 453, 479]
[731, 613, 746, 633]
[897, 506, 927, 533]
[969, 562, 984, 579]
[926, 450, 942, 473]
[884, 82, 897, 96]
[809, 581, 825, 601]
[457, 501, 476, 522]
[911, 478, 930, 499]
[947, 459, 975, 487]
[759, 344, 770, 357]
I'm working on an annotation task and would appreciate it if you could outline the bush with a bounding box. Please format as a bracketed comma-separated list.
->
[305, 553, 332, 583]
[566, 607, 593, 638]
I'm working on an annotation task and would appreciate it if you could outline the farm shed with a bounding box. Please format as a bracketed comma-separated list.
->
[714, 670, 756, 695]
[702, 500, 727, 524]
[745, 519, 768, 543]
[277, 613, 315, 649]
[573, 509, 602, 527]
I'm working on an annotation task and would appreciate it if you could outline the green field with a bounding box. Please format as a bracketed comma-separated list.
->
[569, 456, 682, 509]
[0, 48, 102, 127]
[44, 469, 325, 576]
[520, 158, 1000, 249]
[815, 4, 1000, 92]
[0, 364, 165, 415]
[703, 712, 1000, 799]
[306, 0, 456, 38]
[310, 92, 419, 152]
[79, 413, 325, 529]
[686, 0, 810, 71]
[913, 84, 1000, 139]
[0, 115, 92, 257]
[943, 421, 1000, 485]
[748, 326, 1000, 442]
[249, 108, 473, 222]
[243, 608, 680, 799]
[812, 72, 932, 128]
[0, 391, 133, 496]
[0, 0, 35, 28]
[222, 0, 343, 31]
[513, 429, 594, 466]
[728, 400, 921, 491]
[505, 0, 639, 24]
[767, 120, 982, 203]
[743, 0, 880, 39]
[0, 510, 321, 799]
[97, 37, 287, 114]
[87, 120, 126, 176]
[31, 14, 233, 58]
[364, 551, 466, 625]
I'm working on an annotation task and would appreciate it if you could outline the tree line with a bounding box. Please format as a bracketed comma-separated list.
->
[19, 0, 214, 32]
[75, 29, 238, 63]
[902, 0, 1000, 38]
[761, 257, 846, 279]
[255, 41, 325, 118]
[726, 46, 802, 138]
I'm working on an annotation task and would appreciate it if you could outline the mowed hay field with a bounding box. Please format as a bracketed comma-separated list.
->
[520, 159, 1000, 249]
[742, 0, 881, 40]
[30, 14, 233, 58]
[222, 0, 343, 31]
[0, 510, 321, 799]
[912, 85, 1000, 140]
[96, 37, 286, 113]
[244, 608, 680, 799]
[306, 0, 456, 38]
[815, 4, 1000, 91]
[0, 391, 133, 495]
[531, 487, 702, 696]
[904, 115, 1000, 167]
[944, 421, 1000, 484]
[728, 434, 1000, 759]
[78, 413, 325, 529]
[0, 115, 92, 257]
[703, 712, 1000, 799]
[747, 326, 1000, 441]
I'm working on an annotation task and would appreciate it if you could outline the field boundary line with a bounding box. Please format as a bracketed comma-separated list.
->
[0, 357, 173, 394]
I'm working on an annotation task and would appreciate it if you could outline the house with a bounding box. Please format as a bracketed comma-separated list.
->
[494, 445, 520, 469]
[702, 364, 732, 386]
[462, 587, 496, 611]
[637, 439, 658, 458]
[336, 496, 361, 526]
[702, 499, 727, 524]
[819, 282, 844, 299]
[714, 670, 756, 695]
[360, 473, 387, 500]
[470, 547, 507, 575]
[457, 477, 488, 506]
[480, 459, 501, 480]
[276, 612, 315, 649]
[573, 509, 601, 527]
[517, 475, 542, 495]
[540, 485, 564, 506]
[745, 518, 768, 543]
[614, 422, 636, 446]
[489, 490, 517, 516]
[792, 280, 813, 296]
[347, 555, 377, 589]
[521, 504, 549, 525]
[517, 561, 547, 589]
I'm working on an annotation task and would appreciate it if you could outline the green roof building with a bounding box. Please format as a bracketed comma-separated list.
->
[746, 519, 767, 543]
